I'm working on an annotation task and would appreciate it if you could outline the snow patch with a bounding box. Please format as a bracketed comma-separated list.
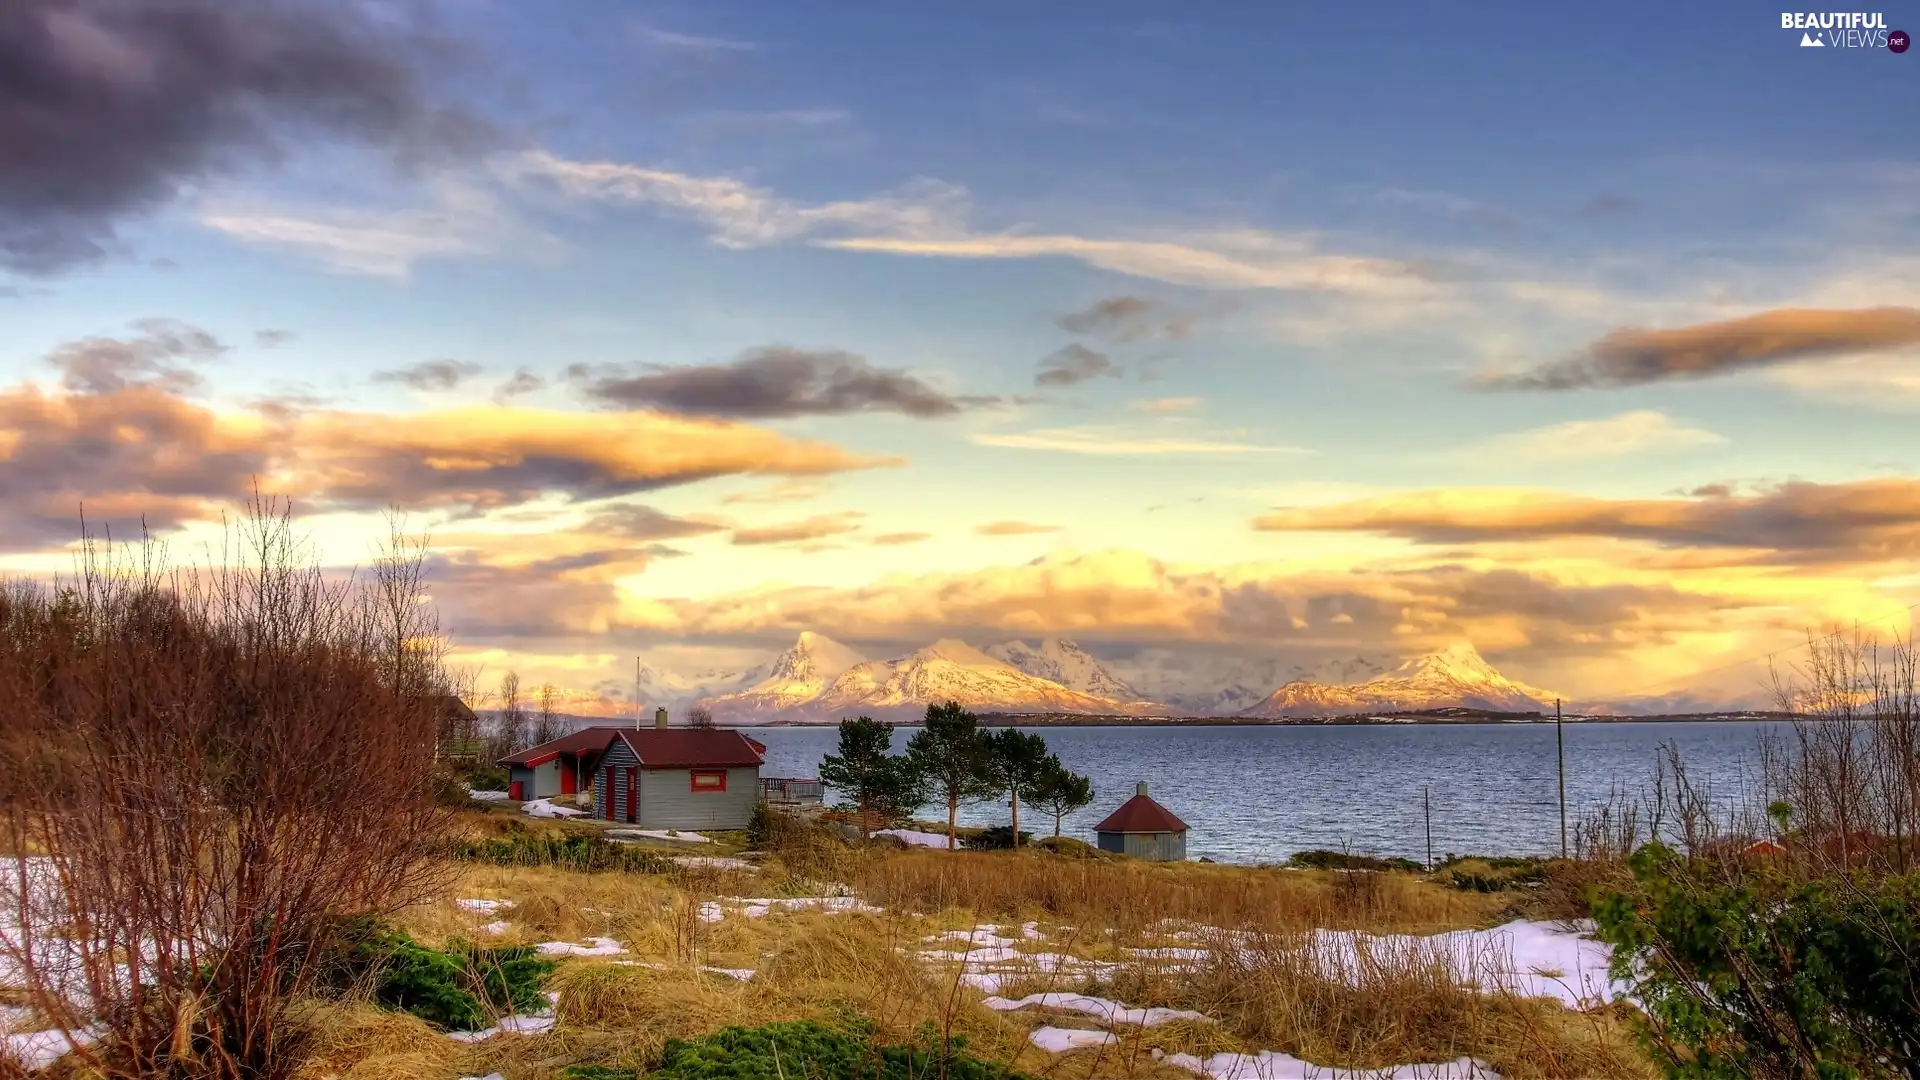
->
[3, 1027, 99, 1071]
[671, 856, 758, 871]
[1156, 1049, 1497, 1079]
[468, 789, 509, 802]
[1027, 1025, 1119, 1052]
[608, 829, 712, 844]
[874, 828, 956, 849]
[983, 992, 1210, 1027]
[535, 937, 626, 957]
[697, 897, 882, 923]
[522, 799, 586, 819]
[456, 898, 512, 913]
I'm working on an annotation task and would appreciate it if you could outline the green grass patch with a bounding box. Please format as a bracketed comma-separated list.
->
[562, 1020, 1032, 1080]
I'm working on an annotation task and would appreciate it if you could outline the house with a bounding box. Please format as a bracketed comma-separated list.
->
[497, 710, 768, 831]
[1093, 781, 1189, 861]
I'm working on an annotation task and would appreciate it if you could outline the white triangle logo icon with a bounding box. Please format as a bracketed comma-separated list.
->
[1801, 31, 1825, 45]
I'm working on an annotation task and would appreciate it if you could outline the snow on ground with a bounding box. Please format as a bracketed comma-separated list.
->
[983, 992, 1211, 1027]
[1028, 1026, 1118, 1052]
[608, 829, 712, 844]
[3, 1027, 100, 1072]
[874, 828, 956, 849]
[535, 937, 626, 957]
[1155, 1049, 1497, 1079]
[468, 789, 509, 802]
[455, 899, 512, 913]
[671, 856, 757, 871]
[478, 921, 512, 935]
[616, 960, 756, 981]
[697, 896, 883, 923]
[445, 993, 562, 1043]
[521, 799, 586, 819]
[1309, 920, 1622, 1008]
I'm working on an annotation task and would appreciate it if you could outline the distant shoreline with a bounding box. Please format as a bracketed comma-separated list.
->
[743, 709, 1802, 728]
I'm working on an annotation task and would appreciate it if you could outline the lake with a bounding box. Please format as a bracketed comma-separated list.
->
[749, 721, 1783, 864]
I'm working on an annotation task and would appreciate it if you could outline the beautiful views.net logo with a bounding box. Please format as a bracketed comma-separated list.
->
[1781, 11, 1910, 49]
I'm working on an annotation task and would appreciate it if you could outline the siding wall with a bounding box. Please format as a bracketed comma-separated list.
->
[523, 758, 562, 799]
[594, 739, 641, 821]
[639, 766, 760, 831]
[1098, 831, 1188, 861]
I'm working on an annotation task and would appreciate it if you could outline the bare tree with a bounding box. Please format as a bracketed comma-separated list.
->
[532, 682, 562, 745]
[0, 496, 455, 1079]
[492, 671, 527, 758]
[686, 703, 717, 730]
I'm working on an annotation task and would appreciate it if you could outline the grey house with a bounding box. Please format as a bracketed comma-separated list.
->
[499, 716, 767, 830]
[1093, 782, 1189, 861]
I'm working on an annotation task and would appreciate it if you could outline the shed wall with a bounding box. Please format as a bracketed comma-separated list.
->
[595, 739, 641, 821]
[638, 766, 760, 830]
[526, 758, 562, 799]
[1098, 830, 1187, 861]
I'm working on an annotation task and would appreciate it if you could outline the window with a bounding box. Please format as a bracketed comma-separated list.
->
[690, 770, 727, 793]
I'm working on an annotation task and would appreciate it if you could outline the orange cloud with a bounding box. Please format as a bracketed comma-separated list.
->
[976, 520, 1062, 536]
[730, 511, 867, 546]
[1252, 479, 1920, 565]
[870, 531, 933, 546]
[1482, 307, 1920, 390]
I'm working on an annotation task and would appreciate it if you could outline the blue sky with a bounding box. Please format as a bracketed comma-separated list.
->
[3, 0, 1918, 707]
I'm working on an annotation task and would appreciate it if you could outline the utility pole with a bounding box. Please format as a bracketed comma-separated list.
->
[1556, 698, 1568, 859]
[634, 657, 642, 732]
[1423, 785, 1433, 872]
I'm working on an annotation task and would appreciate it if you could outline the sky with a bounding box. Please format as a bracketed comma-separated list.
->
[3, 0, 1919, 710]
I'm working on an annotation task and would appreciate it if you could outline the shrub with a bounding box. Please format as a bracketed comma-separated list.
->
[468, 764, 511, 791]
[1593, 843, 1920, 1077]
[1288, 849, 1422, 873]
[962, 825, 1033, 850]
[449, 831, 670, 874]
[651, 1020, 1031, 1080]
[324, 917, 555, 1031]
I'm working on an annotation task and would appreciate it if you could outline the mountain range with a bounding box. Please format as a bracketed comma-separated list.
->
[680, 632, 1646, 722]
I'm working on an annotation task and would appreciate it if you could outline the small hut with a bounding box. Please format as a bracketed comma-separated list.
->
[1093, 781, 1189, 861]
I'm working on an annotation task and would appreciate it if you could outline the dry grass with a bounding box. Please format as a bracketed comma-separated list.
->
[853, 850, 1505, 934]
[294, 851, 1651, 1080]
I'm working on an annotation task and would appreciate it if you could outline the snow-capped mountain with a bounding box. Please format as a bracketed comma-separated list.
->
[701, 632, 869, 717]
[985, 637, 1146, 702]
[1242, 642, 1562, 718]
[632, 663, 762, 711]
[816, 639, 1170, 719]
[1112, 650, 1393, 716]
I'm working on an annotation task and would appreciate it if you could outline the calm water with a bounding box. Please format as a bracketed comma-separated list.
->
[750, 721, 1782, 865]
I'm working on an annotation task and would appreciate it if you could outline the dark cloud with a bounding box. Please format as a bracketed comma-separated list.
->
[1578, 194, 1636, 217]
[493, 367, 546, 402]
[253, 329, 296, 349]
[585, 504, 725, 542]
[46, 318, 225, 394]
[1253, 479, 1920, 565]
[374, 359, 482, 391]
[730, 511, 865, 546]
[1055, 296, 1197, 344]
[573, 347, 997, 418]
[1482, 307, 1920, 390]
[1034, 344, 1120, 387]
[0, 0, 488, 274]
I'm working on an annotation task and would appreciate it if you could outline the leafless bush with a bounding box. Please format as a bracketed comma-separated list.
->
[532, 683, 562, 746]
[490, 671, 527, 760]
[0, 499, 457, 1079]
[686, 704, 716, 730]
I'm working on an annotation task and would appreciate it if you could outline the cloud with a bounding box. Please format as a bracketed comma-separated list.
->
[634, 25, 761, 57]
[1034, 344, 1120, 387]
[731, 511, 866, 546]
[197, 181, 525, 278]
[870, 531, 932, 546]
[1578, 194, 1636, 217]
[45, 318, 225, 395]
[723, 479, 826, 504]
[583, 504, 725, 542]
[973, 426, 1309, 456]
[976, 521, 1061, 536]
[493, 368, 546, 402]
[571, 346, 997, 418]
[626, 549, 1726, 664]
[1252, 478, 1920, 565]
[1132, 396, 1201, 414]
[1481, 307, 1920, 390]
[1456, 410, 1727, 464]
[0, 0, 487, 274]
[374, 359, 482, 392]
[512, 151, 967, 251]
[253, 329, 296, 349]
[1056, 296, 1197, 343]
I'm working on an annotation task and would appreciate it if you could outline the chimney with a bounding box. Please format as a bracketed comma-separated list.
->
[1137, 781, 1149, 798]
[655, 706, 670, 731]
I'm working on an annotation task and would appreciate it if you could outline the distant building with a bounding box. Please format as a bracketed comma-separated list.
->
[497, 708, 767, 830]
[1093, 781, 1189, 861]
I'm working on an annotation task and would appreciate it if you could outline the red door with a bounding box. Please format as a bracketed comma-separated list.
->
[560, 758, 576, 796]
[508, 780, 524, 800]
[625, 767, 638, 823]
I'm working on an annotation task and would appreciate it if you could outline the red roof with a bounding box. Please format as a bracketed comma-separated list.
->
[499, 726, 765, 769]
[1093, 793, 1188, 834]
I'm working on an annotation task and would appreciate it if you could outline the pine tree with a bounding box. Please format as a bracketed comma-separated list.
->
[905, 700, 995, 849]
[980, 728, 1056, 849]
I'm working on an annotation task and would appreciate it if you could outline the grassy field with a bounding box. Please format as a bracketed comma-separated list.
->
[281, 808, 1654, 1080]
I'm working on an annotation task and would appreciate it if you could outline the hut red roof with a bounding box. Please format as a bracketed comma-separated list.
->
[1094, 792, 1188, 834]
[500, 727, 766, 769]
